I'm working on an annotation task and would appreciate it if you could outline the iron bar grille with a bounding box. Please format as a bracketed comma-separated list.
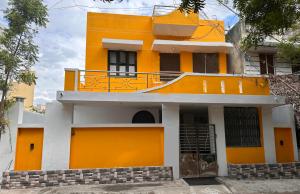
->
[180, 124, 216, 154]
[224, 107, 261, 147]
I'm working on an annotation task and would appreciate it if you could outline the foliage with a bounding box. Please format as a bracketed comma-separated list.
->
[233, 0, 300, 49]
[179, 0, 205, 13]
[0, 0, 48, 135]
[278, 25, 300, 69]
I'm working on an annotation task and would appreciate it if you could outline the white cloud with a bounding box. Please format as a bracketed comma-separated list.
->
[0, 0, 237, 105]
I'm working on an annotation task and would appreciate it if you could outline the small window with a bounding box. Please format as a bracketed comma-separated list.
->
[224, 107, 261, 147]
[292, 65, 300, 74]
[259, 54, 274, 75]
[193, 53, 219, 73]
[108, 51, 137, 77]
[132, 111, 155, 123]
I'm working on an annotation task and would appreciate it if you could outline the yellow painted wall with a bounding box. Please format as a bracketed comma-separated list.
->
[147, 75, 270, 95]
[226, 147, 265, 164]
[85, 12, 225, 73]
[8, 82, 35, 110]
[15, 128, 44, 171]
[69, 127, 164, 169]
[64, 70, 76, 91]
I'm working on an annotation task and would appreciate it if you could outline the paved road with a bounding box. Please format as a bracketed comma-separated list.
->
[1, 178, 300, 194]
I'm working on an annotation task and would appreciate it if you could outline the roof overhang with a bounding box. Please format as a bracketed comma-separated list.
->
[152, 39, 234, 53]
[102, 38, 143, 51]
[57, 91, 285, 107]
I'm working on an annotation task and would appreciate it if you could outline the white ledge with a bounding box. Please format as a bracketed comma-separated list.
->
[18, 124, 44, 128]
[71, 124, 164, 128]
[152, 39, 234, 53]
[102, 38, 143, 51]
[57, 91, 285, 107]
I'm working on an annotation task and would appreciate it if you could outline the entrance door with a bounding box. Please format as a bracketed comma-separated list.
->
[274, 128, 294, 163]
[179, 115, 217, 178]
[15, 128, 44, 171]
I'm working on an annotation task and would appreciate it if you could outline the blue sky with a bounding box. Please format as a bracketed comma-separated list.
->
[0, 0, 238, 105]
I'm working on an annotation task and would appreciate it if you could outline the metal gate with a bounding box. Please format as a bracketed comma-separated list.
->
[179, 124, 217, 178]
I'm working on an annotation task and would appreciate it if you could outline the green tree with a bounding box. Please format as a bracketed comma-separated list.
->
[0, 0, 48, 135]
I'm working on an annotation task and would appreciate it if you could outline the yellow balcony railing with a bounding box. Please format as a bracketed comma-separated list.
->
[64, 69, 270, 95]
[64, 69, 181, 92]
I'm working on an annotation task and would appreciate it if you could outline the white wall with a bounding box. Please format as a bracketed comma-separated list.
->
[0, 100, 24, 176]
[22, 111, 45, 124]
[42, 101, 73, 170]
[262, 106, 277, 163]
[272, 104, 298, 161]
[208, 105, 227, 176]
[73, 104, 159, 124]
[162, 103, 179, 179]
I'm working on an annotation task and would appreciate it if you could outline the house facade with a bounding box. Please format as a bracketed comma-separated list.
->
[0, 7, 298, 180]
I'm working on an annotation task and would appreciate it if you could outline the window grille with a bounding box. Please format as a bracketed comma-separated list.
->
[224, 107, 261, 147]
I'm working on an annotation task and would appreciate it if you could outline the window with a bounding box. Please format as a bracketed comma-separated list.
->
[193, 53, 219, 73]
[160, 53, 180, 81]
[292, 65, 300, 74]
[132, 111, 155, 123]
[108, 51, 137, 77]
[224, 107, 261, 147]
[259, 54, 274, 75]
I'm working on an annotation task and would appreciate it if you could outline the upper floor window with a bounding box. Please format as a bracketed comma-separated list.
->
[193, 53, 219, 73]
[108, 51, 137, 77]
[259, 54, 274, 75]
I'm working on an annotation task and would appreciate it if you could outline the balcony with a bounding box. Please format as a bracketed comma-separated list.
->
[152, 5, 199, 37]
[64, 69, 270, 95]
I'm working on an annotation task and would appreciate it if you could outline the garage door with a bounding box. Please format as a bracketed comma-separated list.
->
[69, 127, 164, 169]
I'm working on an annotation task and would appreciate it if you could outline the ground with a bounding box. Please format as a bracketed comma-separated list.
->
[1, 178, 300, 194]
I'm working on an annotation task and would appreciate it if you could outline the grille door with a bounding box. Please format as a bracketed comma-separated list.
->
[179, 124, 217, 178]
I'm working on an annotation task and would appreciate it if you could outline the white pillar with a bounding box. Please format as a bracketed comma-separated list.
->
[42, 101, 73, 170]
[162, 103, 179, 179]
[208, 105, 228, 176]
[262, 106, 276, 163]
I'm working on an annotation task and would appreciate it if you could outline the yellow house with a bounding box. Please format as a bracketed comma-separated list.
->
[4, 6, 298, 185]
[8, 82, 35, 110]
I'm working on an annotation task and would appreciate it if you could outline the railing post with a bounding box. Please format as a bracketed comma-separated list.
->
[108, 71, 111, 93]
[74, 69, 79, 91]
[146, 73, 149, 88]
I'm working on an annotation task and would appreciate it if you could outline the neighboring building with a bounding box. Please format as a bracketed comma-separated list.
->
[226, 21, 300, 75]
[8, 82, 35, 110]
[0, 83, 35, 111]
[0, 6, 297, 181]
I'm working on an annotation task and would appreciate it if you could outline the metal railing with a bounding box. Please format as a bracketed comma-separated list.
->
[152, 5, 178, 16]
[78, 70, 182, 92]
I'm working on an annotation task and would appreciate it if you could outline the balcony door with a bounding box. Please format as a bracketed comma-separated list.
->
[160, 53, 180, 81]
[193, 53, 219, 74]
